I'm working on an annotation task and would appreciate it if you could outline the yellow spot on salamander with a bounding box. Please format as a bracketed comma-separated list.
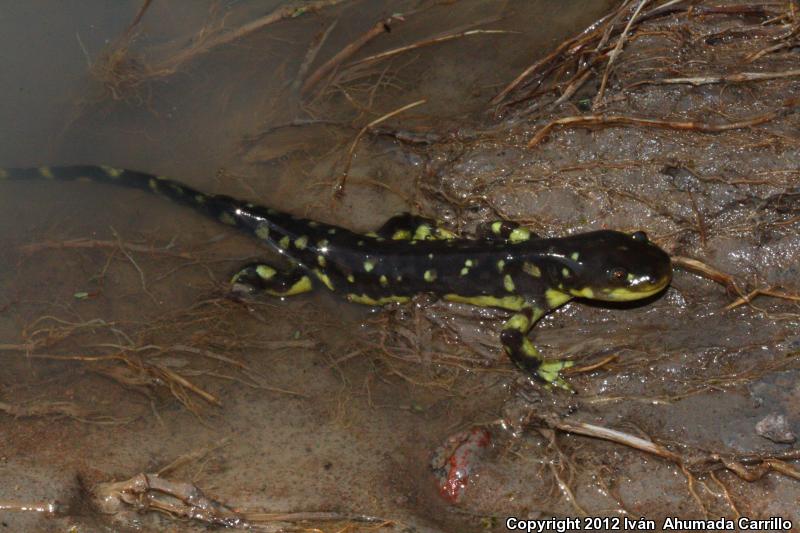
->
[491, 221, 503, 234]
[424, 269, 437, 282]
[256, 265, 277, 280]
[496, 259, 505, 272]
[363, 260, 375, 272]
[502, 314, 531, 331]
[413, 225, 432, 240]
[281, 276, 312, 296]
[148, 178, 159, 191]
[328, 228, 337, 234]
[194, 194, 207, 204]
[444, 294, 526, 311]
[317, 239, 329, 249]
[347, 274, 355, 283]
[219, 211, 237, 226]
[307, 221, 319, 227]
[255, 222, 270, 240]
[101, 166, 122, 177]
[523, 262, 541, 278]
[365, 232, 378, 238]
[545, 288, 572, 308]
[379, 275, 388, 287]
[317, 255, 326, 267]
[509, 228, 530, 243]
[435, 228, 456, 239]
[427, 253, 434, 260]
[39, 166, 54, 179]
[314, 270, 334, 290]
[279, 236, 290, 249]
[570, 287, 594, 299]
[294, 235, 308, 249]
[392, 230, 412, 240]
[348, 294, 410, 306]
[562, 267, 571, 278]
[460, 267, 469, 276]
[465, 259, 474, 267]
[169, 183, 184, 195]
[570, 252, 580, 261]
[503, 274, 515, 292]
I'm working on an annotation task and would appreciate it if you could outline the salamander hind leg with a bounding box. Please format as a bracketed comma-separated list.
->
[376, 213, 456, 241]
[231, 263, 313, 298]
[500, 306, 574, 391]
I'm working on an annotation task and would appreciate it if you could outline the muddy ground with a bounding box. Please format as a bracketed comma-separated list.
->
[0, 1, 798, 531]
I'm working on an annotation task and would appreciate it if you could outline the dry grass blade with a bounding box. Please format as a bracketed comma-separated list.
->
[594, 0, 650, 108]
[335, 98, 426, 196]
[347, 26, 514, 69]
[154, 0, 350, 78]
[629, 69, 800, 87]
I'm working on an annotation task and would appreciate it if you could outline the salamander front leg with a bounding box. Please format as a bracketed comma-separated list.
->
[375, 213, 456, 241]
[231, 263, 313, 297]
[500, 306, 574, 391]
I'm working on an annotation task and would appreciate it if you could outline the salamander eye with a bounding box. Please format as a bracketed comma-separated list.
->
[632, 231, 648, 243]
[610, 267, 627, 282]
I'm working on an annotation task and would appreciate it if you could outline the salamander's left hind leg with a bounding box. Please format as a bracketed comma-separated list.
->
[231, 263, 313, 297]
[500, 305, 573, 391]
[375, 213, 456, 241]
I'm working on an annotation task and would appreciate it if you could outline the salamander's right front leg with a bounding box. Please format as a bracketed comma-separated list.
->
[500, 306, 574, 391]
[231, 263, 313, 297]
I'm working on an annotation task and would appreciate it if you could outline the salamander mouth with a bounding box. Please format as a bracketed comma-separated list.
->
[599, 274, 671, 302]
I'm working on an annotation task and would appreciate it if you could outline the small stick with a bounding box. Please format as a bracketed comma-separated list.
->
[671, 256, 737, 290]
[527, 111, 779, 148]
[629, 69, 800, 87]
[301, 14, 404, 95]
[723, 287, 800, 311]
[335, 99, 426, 196]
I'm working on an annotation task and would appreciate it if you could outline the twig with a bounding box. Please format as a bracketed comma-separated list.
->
[527, 111, 780, 148]
[335, 99, 426, 195]
[723, 287, 800, 311]
[671, 256, 737, 290]
[301, 14, 404, 95]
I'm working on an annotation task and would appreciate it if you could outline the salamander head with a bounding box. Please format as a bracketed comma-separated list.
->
[553, 230, 672, 302]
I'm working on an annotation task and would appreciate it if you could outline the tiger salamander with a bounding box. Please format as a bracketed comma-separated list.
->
[1, 165, 672, 390]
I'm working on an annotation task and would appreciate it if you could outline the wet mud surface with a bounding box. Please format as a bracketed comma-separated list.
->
[0, 1, 798, 531]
